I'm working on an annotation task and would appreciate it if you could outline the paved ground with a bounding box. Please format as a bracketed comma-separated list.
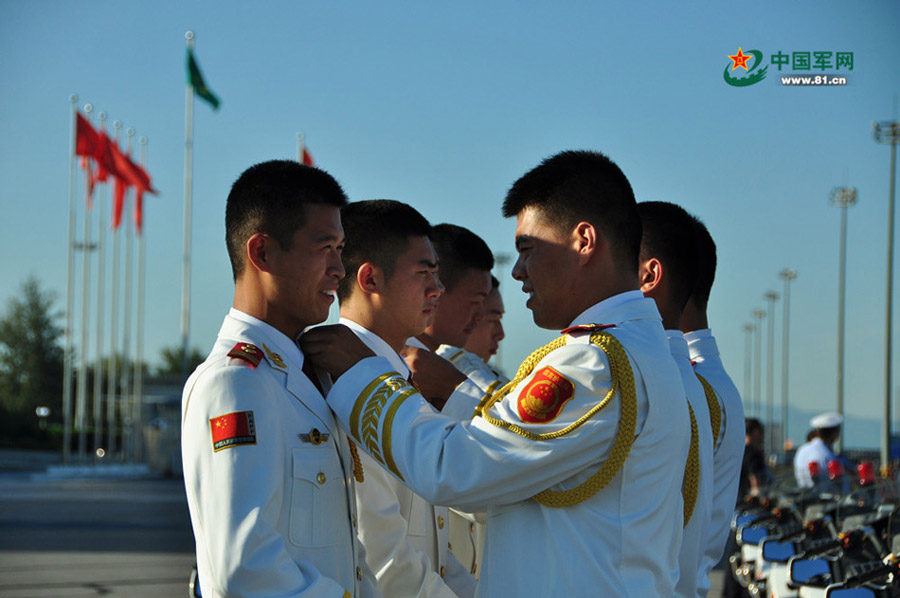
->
[0, 472, 196, 597]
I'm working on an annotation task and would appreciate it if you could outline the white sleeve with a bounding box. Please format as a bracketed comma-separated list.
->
[327, 341, 630, 511]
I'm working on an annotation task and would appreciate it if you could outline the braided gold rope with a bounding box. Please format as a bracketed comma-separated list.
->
[695, 373, 721, 448]
[347, 440, 365, 483]
[474, 330, 638, 507]
[682, 403, 699, 527]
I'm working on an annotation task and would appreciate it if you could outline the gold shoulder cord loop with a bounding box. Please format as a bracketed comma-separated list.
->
[695, 373, 721, 447]
[347, 440, 365, 483]
[474, 330, 638, 508]
[682, 403, 700, 527]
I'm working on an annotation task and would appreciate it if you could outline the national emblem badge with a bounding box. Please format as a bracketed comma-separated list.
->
[517, 366, 575, 424]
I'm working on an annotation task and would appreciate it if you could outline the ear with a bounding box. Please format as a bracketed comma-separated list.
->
[355, 262, 381, 295]
[572, 221, 598, 265]
[639, 257, 664, 294]
[246, 233, 275, 274]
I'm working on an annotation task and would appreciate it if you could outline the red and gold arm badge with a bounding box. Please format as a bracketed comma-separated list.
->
[517, 366, 575, 424]
[210, 411, 256, 451]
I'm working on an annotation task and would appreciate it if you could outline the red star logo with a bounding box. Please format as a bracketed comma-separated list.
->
[728, 47, 752, 71]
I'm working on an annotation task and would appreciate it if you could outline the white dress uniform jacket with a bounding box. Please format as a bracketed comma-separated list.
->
[668, 331, 715, 598]
[182, 309, 380, 598]
[434, 345, 502, 579]
[435, 345, 510, 396]
[794, 438, 838, 488]
[685, 329, 746, 583]
[341, 319, 476, 598]
[327, 291, 690, 597]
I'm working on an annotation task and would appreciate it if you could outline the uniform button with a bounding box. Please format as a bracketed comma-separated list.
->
[437, 515, 445, 529]
[357, 567, 362, 580]
[316, 472, 327, 484]
[440, 566, 446, 578]
[469, 523, 475, 533]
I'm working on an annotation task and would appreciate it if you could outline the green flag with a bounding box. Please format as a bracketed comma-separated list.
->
[187, 49, 220, 110]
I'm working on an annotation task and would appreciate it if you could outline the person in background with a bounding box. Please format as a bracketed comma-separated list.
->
[637, 200, 714, 598]
[336, 199, 476, 598]
[679, 211, 746, 592]
[793, 412, 843, 488]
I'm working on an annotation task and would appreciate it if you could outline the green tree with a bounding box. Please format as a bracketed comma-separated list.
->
[0, 277, 64, 444]
[157, 345, 205, 377]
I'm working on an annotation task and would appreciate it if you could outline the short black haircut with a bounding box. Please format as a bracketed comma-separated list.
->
[337, 199, 433, 302]
[689, 215, 717, 309]
[430, 224, 494, 293]
[746, 417, 763, 436]
[225, 160, 348, 280]
[502, 150, 641, 272]
[637, 201, 698, 314]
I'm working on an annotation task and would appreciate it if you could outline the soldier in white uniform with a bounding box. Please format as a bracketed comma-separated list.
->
[303, 150, 691, 597]
[793, 413, 843, 488]
[638, 201, 715, 598]
[336, 199, 476, 598]
[679, 213, 746, 585]
[439, 276, 508, 577]
[181, 161, 380, 598]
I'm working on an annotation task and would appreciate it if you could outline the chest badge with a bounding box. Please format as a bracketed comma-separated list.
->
[261, 343, 287, 369]
[517, 366, 575, 424]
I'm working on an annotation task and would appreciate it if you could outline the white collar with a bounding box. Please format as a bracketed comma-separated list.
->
[340, 317, 410, 377]
[228, 307, 303, 369]
[684, 328, 713, 343]
[567, 290, 646, 328]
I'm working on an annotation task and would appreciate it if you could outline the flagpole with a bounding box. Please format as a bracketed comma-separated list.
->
[181, 30, 195, 381]
[134, 135, 148, 465]
[122, 127, 135, 463]
[63, 94, 78, 463]
[93, 111, 108, 458]
[297, 132, 304, 162]
[107, 120, 122, 459]
[76, 103, 95, 463]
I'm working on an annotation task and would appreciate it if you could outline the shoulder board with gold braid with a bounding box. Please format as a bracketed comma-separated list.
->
[694, 372, 722, 448]
[474, 325, 636, 508]
[682, 402, 700, 527]
[227, 342, 263, 368]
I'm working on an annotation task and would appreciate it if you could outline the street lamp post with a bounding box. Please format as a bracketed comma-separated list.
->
[830, 187, 857, 453]
[874, 120, 900, 471]
[764, 291, 779, 454]
[779, 269, 797, 454]
[753, 308, 766, 424]
[743, 323, 754, 417]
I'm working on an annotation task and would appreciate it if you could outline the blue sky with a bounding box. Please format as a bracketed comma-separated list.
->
[1, 1, 898, 448]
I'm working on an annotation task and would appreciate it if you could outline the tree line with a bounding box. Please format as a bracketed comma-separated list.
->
[0, 276, 203, 449]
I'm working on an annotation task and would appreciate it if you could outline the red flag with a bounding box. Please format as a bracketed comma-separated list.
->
[75, 113, 99, 157]
[301, 146, 315, 166]
[110, 142, 156, 232]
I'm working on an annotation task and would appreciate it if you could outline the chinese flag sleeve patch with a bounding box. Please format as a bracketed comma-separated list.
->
[210, 411, 256, 451]
[517, 366, 575, 424]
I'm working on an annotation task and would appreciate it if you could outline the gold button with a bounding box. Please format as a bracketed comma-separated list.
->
[437, 515, 445, 529]
[357, 567, 362, 580]
[316, 472, 327, 484]
[440, 566, 446, 578]
[469, 523, 475, 533]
